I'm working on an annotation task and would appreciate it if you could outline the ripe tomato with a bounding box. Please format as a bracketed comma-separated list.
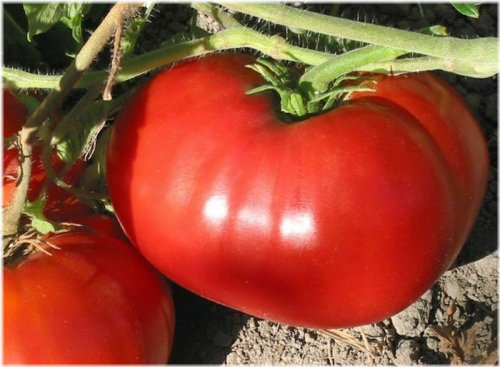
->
[4, 230, 175, 364]
[67, 213, 127, 240]
[3, 90, 90, 221]
[107, 54, 488, 328]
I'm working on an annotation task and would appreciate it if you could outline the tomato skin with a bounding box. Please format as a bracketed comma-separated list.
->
[2, 91, 90, 220]
[67, 214, 128, 240]
[3, 231, 175, 364]
[350, 74, 489, 251]
[107, 54, 488, 328]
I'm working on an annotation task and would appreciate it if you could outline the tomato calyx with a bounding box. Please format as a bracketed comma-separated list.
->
[246, 58, 374, 120]
[3, 217, 98, 267]
[246, 59, 308, 119]
[3, 226, 61, 268]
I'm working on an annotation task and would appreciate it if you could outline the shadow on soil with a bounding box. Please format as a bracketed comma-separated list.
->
[169, 284, 249, 364]
[456, 170, 498, 268]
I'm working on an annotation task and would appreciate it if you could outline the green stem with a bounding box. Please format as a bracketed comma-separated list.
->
[3, 126, 36, 240]
[4, 27, 333, 90]
[120, 27, 332, 78]
[220, 3, 498, 77]
[2, 69, 61, 90]
[5, 7, 497, 93]
[300, 45, 407, 92]
[358, 55, 497, 78]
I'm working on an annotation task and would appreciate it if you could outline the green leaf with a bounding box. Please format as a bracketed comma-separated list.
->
[121, 17, 147, 57]
[3, 8, 43, 66]
[451, 3, 480, 18]
[60, 12, 84, 44]
[121, 4, 155, 58]
[24, 4, 65, 41]
[60, 3, 92, 44]
[78, 102, 111, 159]
[23, 3, 91, 44]
[77, 128, 112, 194]
[24, 196, 59, 234]
[54, 100, 113, 163]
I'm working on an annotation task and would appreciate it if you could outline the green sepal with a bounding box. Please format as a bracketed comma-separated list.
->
[286, 91, 307, 117]
[246, 64, 283, 86]
[246, 59, 307, 116]
[246, 59, 378, 119]
[245, 84, 278, 96]
[24, 195, 60, 234]
[310, 85, 375, 110]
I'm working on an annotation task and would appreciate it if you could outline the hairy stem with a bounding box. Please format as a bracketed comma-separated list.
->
[300, 45, 408, 92]
[4, 27, 333, 89]
[357, 55, 498, 78]
[3, 127, 36, 239]
[220, 3, 498, 77]
[6, 18, 497, 95]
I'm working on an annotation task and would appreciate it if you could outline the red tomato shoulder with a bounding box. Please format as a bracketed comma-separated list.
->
[3, 230, 175, 364]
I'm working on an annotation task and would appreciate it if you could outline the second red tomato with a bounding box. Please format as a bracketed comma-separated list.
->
[4, 229, 175, 364]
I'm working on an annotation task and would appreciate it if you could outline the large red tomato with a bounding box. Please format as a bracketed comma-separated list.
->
[4, 229, 175, 364]
[3, 90, 90, 221]
[106, 53, 488, 328]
